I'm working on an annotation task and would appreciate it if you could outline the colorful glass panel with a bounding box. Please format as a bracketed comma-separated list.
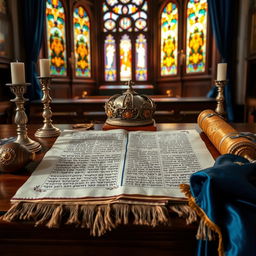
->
[106, 0, 118, 6]
[132, 0, 143, 5]
[104, 12, 118, 21]
[103, 0, 148, 81]
[186, 0, 207, 73]
[0, 20, 9, 57]
[113, 5, 123, 14]
[120, 0, 130, 3]
[135, 18, 146, 30]
[119, 17, 132, 30]
[142, 1, 147, 11]
[120, 34, 132, 81]
[73, 6, 91, 77]
[160, 2, 178, 76]
[0, 0, 7, 14]
[103, 3, 108, 12]
[46, 0, 67, 76]
[135, 34, 147, 81]
[103, 1, 148, 33]
[132, 11, 147, 20]
[0, 0, 8, 57]
[122, 6, 128, 14]
[127, 4, 138, 14]
[104, 20, 116, 31]
[104, 35, 117, 81]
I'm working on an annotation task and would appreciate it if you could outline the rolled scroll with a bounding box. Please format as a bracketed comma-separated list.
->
[198, 109, 256, 161]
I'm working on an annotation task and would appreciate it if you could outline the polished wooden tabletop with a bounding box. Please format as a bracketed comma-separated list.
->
[0, 122, 254, 212]
[0, 122, 254, 256]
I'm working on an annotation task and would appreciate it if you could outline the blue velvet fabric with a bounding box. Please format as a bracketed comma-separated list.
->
[190, 154, 256, 255]
[207, 0, 236, 122]
[23, 0, 46, 100]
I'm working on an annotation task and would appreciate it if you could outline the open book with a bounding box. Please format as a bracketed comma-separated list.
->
[12, 129, 214, 202]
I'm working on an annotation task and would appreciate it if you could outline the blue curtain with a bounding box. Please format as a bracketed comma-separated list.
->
[23, 0, 46, 100]
[207, 0, 235, 121]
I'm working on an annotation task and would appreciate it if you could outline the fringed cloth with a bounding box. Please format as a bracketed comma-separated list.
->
[180, 184, 222, 256]
[1, 200, 200, 237]
[4, 155, 254, 256]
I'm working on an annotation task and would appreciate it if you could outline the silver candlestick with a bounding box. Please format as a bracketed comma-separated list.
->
[215, 80, 228, 117]
[35, 77, 61, 138]
[6, 83, 42, 153]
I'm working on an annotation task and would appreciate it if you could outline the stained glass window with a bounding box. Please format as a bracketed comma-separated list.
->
[0, 0, 7, 14]
[104, 35, 117, 81]
[0, 0, 10, 58]
[103, 0, 148, 32]
[73, 6, 91, 77]
[186, 0, 207, 73]
[160, 2, 178, 76]
[103, 0, 148, 82]
[46, 0, 67, 76]
[135, 34, 147, 81]
[120, 34, 132, 81]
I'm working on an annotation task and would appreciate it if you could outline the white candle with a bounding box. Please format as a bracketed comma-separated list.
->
[39, 59, 51, 77]
[10, 62, 25, 84]
[217, 63, 227, 81]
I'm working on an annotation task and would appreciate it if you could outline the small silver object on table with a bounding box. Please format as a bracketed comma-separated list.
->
[35, 77, 61, 138]
[215, 80, 228, 117]
[6, 83, 42, 153]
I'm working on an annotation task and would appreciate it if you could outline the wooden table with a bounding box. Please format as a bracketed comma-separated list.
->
[29, 97, 216, 124]
[0, 123, 254, 256]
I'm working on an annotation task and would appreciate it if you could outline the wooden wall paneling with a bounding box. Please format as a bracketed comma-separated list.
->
[156, 81, 181, 97]
[50, 82, 71, 99]
[72, 80, 97, 98]
[182, 79, 211, 97]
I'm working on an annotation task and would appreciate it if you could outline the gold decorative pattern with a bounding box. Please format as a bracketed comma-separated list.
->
[0, 148, 15, 165]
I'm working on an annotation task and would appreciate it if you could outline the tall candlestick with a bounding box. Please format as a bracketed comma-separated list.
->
[39, 59, 51, 77]
[6, 83, 42, 153]
[217, 63, 227, 81]
[10, 62, 25, 84]
[35, 77, 61, 138]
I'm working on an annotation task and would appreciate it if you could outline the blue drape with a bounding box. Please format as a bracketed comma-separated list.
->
[23, 0, 45, 100]
[207, 0, 235, 121]
[190, 154, 256, 255]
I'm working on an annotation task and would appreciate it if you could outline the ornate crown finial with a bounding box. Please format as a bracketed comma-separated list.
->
[104, 81, 155, 127]
[125, 80, 135, 93]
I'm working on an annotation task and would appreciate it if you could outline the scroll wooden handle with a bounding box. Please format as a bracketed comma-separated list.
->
[198, 109, 256, 161]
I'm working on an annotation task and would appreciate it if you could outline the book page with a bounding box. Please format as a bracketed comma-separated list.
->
[12, 130, 128, 200]
[12, 129, 214, 201]
[122, 130, 214, 198]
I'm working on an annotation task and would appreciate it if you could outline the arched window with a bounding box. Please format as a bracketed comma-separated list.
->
[186, 0, 207, 73]
[158, 0, 214, 97]
[46, 0, 67, 76]
[160, 2, 178, 76]
[43, 0, 95, 98]
[42, 0, 217, 98]
[102, 0, 149, 83]
[73, 6, 91, 77]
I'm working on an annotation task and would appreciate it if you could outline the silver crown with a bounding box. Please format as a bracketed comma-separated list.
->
[105, 81, 156, 126]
